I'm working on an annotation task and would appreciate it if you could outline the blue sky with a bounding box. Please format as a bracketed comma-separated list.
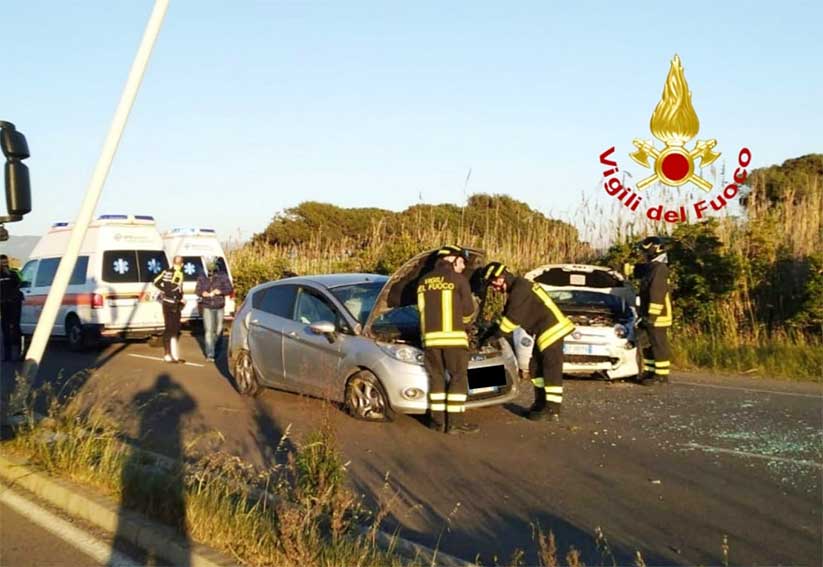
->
[2, 1, 820, 242]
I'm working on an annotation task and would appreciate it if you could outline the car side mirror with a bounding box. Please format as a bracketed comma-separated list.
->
[309, 320, 337, 336]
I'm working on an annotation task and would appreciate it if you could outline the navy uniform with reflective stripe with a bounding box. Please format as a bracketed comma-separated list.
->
[417, 260, 474, 429]
[495, 275, 574, 414]
[635, 261, 672, 379]
[154, 267, 184, 359]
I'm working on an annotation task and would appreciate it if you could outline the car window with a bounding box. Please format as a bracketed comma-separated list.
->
[294, 288, 338, 326]
[330, 282, 382, 324]
[34, 258, 60, 287]
[255, 285, 296, 318]
[102, 251, 139, 283]
[69, 256, 89, 285]
[19, 260, 38, 289]
[179, 256, 204, 282]
[138, 251, 168, 282]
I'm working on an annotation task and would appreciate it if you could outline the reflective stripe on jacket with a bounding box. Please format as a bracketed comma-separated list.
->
[153, 267, 184, 303]
[417, 261, 474, 349]
[497, 276, 574, 351]
[638, 261, 672, 328]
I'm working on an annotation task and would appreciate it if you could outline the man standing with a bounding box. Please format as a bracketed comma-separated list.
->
[480, 262, 574, 421]
[154, 255, 185, 363]
[0, 255, 23, 361]
[195, 258, 234, 362]
[417, 245, 478, 434]
[626, 236, 672, 386]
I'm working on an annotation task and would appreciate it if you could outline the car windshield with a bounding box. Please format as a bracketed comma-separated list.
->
[330, 282, 383, 324]
[547, 289, 625, 312]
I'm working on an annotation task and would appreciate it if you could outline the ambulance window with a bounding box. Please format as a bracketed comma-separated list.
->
[137, 251, 168, 282]
[19, 260, 38, 288]
[102, 251, 139, 283]
[180, 256, 204, 282]
[35, 258, 60, 287]
[69, 256, 89, 285]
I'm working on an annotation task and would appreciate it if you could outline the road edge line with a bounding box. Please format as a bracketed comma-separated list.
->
[0, 452, 236, 567]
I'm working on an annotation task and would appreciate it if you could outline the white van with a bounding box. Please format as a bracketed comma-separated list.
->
[19, 214, 168, 350]
[162, 227, 236, 324]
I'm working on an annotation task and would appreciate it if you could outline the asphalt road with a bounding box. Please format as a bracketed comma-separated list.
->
[2, 335, 821, 566]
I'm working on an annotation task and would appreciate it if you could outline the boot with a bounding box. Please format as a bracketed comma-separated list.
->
[527, 386, 546, 414]
[428, 411, 446, 433]
[527, 407, 560, 422]
[170, 337, 186, 364]
[446, 412, 479, 435]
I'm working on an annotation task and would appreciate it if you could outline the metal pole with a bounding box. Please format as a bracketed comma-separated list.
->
[22, 0, 170, 381]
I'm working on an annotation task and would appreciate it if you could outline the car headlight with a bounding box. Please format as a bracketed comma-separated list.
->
[614, 324, 628, 338]
[377, 342, 425, 365]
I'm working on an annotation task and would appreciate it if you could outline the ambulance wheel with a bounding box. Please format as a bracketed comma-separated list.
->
[65, 315, 86, 352]
[234, 349, 260, 397]
[148, 335, 163, 348]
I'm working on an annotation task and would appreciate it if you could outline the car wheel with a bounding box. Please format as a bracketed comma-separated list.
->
[65, 315, 86, 352]
[345, 370, 393, 422]
[234, 349, 260, 397]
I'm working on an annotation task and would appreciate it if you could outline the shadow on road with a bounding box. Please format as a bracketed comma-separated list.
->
[110, 373, 195, 566]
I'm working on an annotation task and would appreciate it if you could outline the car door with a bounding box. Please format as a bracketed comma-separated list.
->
[282, 287, 346, 398]
[247, 284, 296, 386]
[18, 260, 39, 334]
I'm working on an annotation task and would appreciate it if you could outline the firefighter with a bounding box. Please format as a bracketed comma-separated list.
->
[479, 262, 575, 421]
[625, 236, 672, 386]
[0, 254, 23, 361]
[417, 245, 479, 434]
[154, 255, 185, 363]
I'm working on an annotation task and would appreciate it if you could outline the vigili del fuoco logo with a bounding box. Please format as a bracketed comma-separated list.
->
[599, 54, 751, 223]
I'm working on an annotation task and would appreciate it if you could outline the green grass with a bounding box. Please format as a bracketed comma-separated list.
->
[672, 331, 823, 382]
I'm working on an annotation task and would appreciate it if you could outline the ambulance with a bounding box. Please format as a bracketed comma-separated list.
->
[162, 227, 235, 324]
[19, 214, 167, 350]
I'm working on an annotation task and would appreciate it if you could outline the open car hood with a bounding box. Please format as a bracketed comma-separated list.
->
[362, 247, 486, 338]
[524, 263, 636, 305]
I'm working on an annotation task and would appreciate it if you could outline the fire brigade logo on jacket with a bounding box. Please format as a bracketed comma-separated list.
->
[598, 54, 752, 224]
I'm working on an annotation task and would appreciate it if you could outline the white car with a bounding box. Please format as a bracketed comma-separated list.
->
[513, 264, 640, 380]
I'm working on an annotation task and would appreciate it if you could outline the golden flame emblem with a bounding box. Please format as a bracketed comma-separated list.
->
[630, 55, 720, 192]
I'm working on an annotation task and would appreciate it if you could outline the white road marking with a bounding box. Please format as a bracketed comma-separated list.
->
[682, 443, 823, 469]
[0, 485, 141, 567]
[675, 380, 822, 399]
[127, 353, 205, 368]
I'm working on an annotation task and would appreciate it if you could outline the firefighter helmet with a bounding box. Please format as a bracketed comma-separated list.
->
[436, 244, 469, 261]
[637, 236, 667, 257]
[481, 261, 508, 282]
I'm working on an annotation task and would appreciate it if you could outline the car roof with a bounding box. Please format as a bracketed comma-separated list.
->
[264, 273, 388, 291]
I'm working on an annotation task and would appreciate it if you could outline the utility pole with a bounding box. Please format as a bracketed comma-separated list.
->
[22, 0, 170, 381]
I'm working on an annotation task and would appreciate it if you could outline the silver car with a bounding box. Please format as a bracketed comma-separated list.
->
[228, 250, 519, 421]
[514, 264, 641, 380]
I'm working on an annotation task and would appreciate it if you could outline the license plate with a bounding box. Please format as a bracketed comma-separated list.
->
[469, 386, 499, 395]
[564, 343, 592, 355]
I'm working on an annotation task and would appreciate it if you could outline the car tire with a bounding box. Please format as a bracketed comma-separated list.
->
[345, 370, 394, 422]
[234, 349, 260, 397]
[65, 315, 86, 352]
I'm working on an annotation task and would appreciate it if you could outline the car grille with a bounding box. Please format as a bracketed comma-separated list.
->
[564, 354, 618, 364]
[467, 365, 510, 400]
